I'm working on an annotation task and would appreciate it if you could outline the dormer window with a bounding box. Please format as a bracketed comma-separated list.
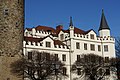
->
[60, 34, 64, 40]
[46, 42, 51, 47]
[90, 34, 94, 39]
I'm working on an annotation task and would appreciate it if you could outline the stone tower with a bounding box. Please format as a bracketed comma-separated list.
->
[0, 0, 24, 80]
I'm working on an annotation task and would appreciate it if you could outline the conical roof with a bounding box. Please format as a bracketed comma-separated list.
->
[99, 9, 110, 31]
[69, 16, 73, 26]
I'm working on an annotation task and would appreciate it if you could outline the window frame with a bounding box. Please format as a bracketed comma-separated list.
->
[62, 54, 66, 61]
[46, 41, 51, 47]
[104, 45, 108, 52]
[76, 42, 80, 49]
[84, 43, 87, 50]
[90, 44, 95, 51]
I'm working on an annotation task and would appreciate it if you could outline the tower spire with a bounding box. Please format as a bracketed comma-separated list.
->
[69, 16, 73, 27]
[99, 9, 110, 31]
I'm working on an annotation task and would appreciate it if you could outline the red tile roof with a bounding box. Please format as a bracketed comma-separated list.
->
[24, 36, 44, 42]
[26, 28, 32, 31]
[24, 36, 67, 46]
[26, 25, 93, 35]
[54, 40, 66, 46]
[74, 27, 86, 34]
[35, 25, 56, 33]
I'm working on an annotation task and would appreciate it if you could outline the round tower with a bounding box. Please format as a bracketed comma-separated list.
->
[99, 10, 110, 37]
[0, 0, 24, 80]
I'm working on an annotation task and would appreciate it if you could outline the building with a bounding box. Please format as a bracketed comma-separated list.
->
[0, 0, 24, 80]
[23, 10, 116, 80]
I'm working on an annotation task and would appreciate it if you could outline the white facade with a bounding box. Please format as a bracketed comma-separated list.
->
[23, 24, 116, 80]
[23, 11, 116, 80]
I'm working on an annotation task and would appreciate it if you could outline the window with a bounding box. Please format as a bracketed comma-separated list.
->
[46, 53, 50, 61]
[62, 54, 66, 61]
[35, 42, 38, 46]
[4, 9, 9, 15]
[76, 42, 80, 49]
[105, 69, 110, 75]
[77, 68, 81, 75]
[55, 54, 58, 61]
[46, 42, 51, 47]
[37, 53, 41, 61]
[28, 52, 32, 60]
[84, 43, 87, 50]
[105, 57, 109, 63]
[16, 22, 19, 27]
[77, 55, 80, 62]
[60, 34, 64, 40]
[63, 67, 67, 75]
[104, 45, 108, 52]
[28, 67, 32, 75]
[90, 34, 94, 39]
[98, 45, 101, 51]
[90, 44, 95, 51]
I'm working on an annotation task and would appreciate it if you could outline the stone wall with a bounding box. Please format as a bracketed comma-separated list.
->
[0, 0, 24, 80]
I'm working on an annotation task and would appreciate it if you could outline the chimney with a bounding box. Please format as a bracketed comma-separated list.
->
[56, 25, 63, 31]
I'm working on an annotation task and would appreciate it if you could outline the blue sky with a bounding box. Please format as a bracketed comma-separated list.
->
[25, 0, 120, 37]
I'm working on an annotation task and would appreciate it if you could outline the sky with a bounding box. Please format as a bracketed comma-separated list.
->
[25, 0, 120, 37]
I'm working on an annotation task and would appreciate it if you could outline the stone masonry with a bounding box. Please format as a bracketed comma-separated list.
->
[0, 0, 24, 80]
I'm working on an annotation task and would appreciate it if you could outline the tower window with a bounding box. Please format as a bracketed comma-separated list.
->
[104, 45, 108, 52]
[4, 9, 9, 15]
[105, 57, 109, 63]
[98, 45, 101, 51]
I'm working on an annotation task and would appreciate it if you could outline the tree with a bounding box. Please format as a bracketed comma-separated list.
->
[10, 51, 67, 80]
[72, 54, 117, 80]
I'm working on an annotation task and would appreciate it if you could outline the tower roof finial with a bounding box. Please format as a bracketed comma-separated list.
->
[99, 9, 110, 31]
[69, 16, 73, 26]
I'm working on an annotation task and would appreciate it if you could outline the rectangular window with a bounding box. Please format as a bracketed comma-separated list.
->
[60, 34, 64, 40]
[76, 42, 80, 49]
[28, 67, 32, 75]
[90, 44, 95, 51]
[77, 55, 80, 62]
[104, 45, 108, 52]
[46, 53, 50, 61]
[55, 54, 58, 61]
[98, 45, 101, 51]
[105, 57, 109, 63]
[84, 43, 87, 50]
[46, 42, 51, 47]
[37, 53, 41, 61]
[105, 69, 110, 75]
[90, 34, 94, 39]
[63, 67, 67, 75]
[77, 68, 81, 75]
[62, 54, 66, 61]
[28, 52, 32, 60]
[4, 9, 9, 15]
